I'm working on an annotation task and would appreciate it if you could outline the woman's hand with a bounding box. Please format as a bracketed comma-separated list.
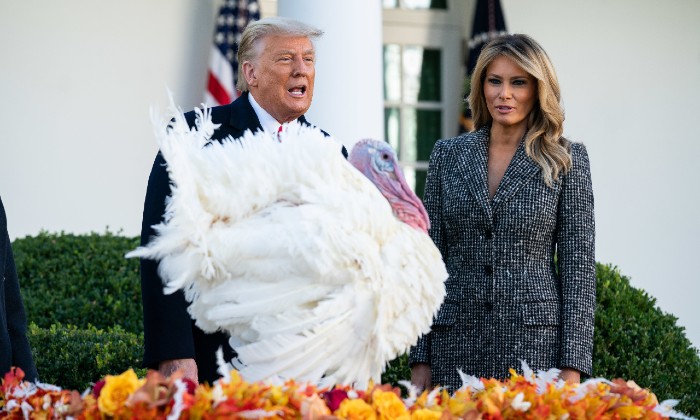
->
[560, 367, 580, 383]
[411, 363, 432, 391]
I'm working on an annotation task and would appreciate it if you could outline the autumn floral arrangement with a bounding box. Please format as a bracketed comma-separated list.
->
[0, 362, 694, 419]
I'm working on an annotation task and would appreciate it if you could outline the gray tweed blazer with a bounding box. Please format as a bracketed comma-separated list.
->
[409, 126, 595, 390]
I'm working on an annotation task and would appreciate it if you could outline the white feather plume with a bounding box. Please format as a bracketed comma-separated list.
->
[128, 97, 447, 388]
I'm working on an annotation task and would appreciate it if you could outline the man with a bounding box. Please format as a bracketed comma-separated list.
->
[0, 196, 38, 382]
[139, 17, 342, 384]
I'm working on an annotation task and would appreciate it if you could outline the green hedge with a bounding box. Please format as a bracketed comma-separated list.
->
[593, 264, 700, 416]
[27, 323, 145, 391]
[382, 264, 700, 417]
[11, 233, 700, 416]
[13, 231, 142, 334]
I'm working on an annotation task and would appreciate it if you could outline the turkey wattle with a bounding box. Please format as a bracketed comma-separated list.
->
[128, 100, 447, 388]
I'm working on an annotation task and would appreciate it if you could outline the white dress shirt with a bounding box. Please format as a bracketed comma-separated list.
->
[248, 93, 297, 134]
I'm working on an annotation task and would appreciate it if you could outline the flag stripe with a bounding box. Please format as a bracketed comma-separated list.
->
[204, 0, 260, 107]
[208, 45, 235, 97]
[207, 71, 232, 106]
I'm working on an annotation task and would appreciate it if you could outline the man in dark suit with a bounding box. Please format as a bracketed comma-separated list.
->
[138, 16, 344, 384]
[0, 196, 38, 382]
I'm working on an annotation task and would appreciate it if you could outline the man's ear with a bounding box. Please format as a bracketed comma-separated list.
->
[242, 61, 257, 87]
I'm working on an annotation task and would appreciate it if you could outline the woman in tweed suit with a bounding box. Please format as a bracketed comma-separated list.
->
[410, 34, 595, 391]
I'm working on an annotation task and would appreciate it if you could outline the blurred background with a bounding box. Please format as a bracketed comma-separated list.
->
[1, 0, 698, 350]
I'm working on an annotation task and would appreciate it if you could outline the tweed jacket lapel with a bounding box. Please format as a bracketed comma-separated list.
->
[491, 138, 540, 211]
[454, 127, 492, 220]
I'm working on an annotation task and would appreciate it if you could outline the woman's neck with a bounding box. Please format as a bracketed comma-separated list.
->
[489, 123, 527, 147]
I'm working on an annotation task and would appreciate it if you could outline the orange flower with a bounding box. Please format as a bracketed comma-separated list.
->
[447, 390, 477, 417]
[187, 384, 214, 418]
[0, 365, 690, 419]
[301, 393, 332, 420]
[1, 367, 25, 394]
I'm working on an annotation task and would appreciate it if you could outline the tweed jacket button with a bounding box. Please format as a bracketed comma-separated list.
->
[484, 265, 493, 275]
[485, 229, 493, 239]
[484, 301, 493, 311]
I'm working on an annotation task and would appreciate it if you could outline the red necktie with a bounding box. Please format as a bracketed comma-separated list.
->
[277, 125, 283, 142]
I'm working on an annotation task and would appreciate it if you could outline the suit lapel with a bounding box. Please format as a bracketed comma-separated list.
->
[491, 139, 540, 211]
[227, 92, 263, 135]
[453, 127, 493, 220]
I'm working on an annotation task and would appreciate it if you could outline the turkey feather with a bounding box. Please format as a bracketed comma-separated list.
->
[127, 97, 448, 388]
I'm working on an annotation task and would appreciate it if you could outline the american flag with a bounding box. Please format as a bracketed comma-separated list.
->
[459, 0, 508, 133]
[205, 0, 260, 107]
[466, 0, 507, 76]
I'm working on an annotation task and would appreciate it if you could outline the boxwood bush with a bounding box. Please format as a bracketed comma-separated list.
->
[27, 323, 145, 391]
[12, 231, 142, 334]
[13, 231, 146, 391]
[11, 233, 700, 416]
[382, 264, 700, 417]
[593, 264, 699, 416]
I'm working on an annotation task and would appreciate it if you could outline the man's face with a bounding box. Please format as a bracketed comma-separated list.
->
[243, 34, 316, 123]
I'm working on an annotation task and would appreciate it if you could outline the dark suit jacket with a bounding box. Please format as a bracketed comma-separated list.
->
[409, 126, 595, 389]
[139, 92, 341, 383]
[0, 196, 38, 382]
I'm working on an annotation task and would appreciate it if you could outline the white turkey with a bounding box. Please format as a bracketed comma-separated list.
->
[127, 99, 447, 388]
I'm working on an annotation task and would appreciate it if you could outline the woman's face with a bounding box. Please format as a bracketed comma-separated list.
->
[483, 55, 537, 132]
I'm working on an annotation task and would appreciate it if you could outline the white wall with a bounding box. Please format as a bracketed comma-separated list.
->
[501, 0, 700, 349]
[1, 1, 698, 350]
[0, 0, 217, 239]
[278, 0, 385, 143]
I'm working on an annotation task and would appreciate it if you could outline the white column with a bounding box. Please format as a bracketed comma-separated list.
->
[277, 0, 384, 149]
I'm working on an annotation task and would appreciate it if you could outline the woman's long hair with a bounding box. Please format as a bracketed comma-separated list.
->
[469, 34, 571, 186]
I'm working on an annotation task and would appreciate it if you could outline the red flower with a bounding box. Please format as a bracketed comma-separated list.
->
[182, 377, 197, 395]
[92, 379, 106, 399]
[322, 388, 349, 411]
[2, 367, 25, 393]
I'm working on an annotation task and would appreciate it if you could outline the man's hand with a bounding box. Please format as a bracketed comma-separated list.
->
[560, 367, 580, 384]
[411, 363, 432, 392]
[159, 358, 198, 383]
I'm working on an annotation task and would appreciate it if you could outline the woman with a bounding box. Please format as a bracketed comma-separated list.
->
[410, 34, 595, 391]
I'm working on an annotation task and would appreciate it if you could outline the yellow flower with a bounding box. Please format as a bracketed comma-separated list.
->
[189, 386, 214, 419]
[97, 369, 144, 416]
[372, 391, 409, 420]
[267, 385, 289, 406]
[336, 398, 377, 420]
[410, 408, 443, 420]
[612, 404, 645, 418]
[447, 389, 476, 416]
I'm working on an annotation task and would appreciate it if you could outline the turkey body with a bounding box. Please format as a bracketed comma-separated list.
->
[128, 102, 447, 388]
